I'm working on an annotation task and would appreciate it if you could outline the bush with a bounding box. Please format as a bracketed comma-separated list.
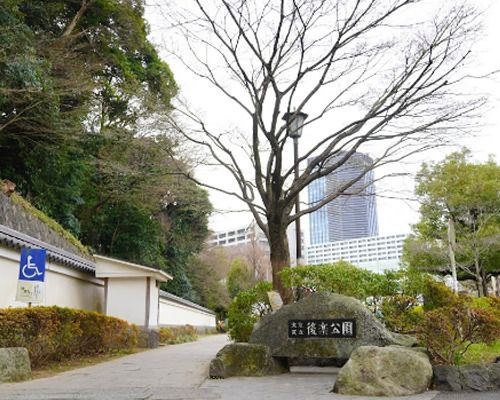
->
[422, 279, 460, 311]
[471, 296, 500, 319]
[417, 301, 500, 365]
[279, 261, 399, 301]
[159, 325, 198, 344]
[227, 281, 272, 342]
[0, 306, 138, 368]
[380, 295, 423, 334]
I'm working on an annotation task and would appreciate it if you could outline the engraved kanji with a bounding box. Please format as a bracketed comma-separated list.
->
[330, 322, 341, 334]
[307, 322, 317, 336]
[342, 321, 353, 336]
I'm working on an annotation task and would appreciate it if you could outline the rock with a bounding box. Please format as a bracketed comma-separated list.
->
[209, 343, 287, 378]
[489, 364, 500, 388]
[460, 364, 496, 392]
[432, 365, 462, 391]
[0, 348, 31, 382]
[433, 364, 500, 391]
[333, 345, 433, 396]
[249, 292, 416, 362]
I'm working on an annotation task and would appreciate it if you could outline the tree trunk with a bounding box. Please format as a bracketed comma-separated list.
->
[474, 256, 485, 297]
[447, 218, 459, 293]
[268, 218, 294, 304]
[62, 0, 93, 38]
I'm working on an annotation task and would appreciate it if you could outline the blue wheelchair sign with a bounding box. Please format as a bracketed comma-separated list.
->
[18, 248, 46, 282]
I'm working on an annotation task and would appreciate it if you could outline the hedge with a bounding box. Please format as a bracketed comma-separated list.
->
[159, 325, 197, 344]
[0, 306, 138, 367]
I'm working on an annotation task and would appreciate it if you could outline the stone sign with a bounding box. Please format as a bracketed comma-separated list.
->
[249, 292, 416, 362]
[288, 319, 356, 338]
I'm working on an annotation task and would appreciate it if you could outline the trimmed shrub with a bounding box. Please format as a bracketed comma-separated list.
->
[380, 295, 423, 334]
[279, 262, 399, 302]
[422, 279, 460, 311]
[227, 281, 272, 342]
[159, 325, 198, 344]
[417, 301, 500, 365]
[0, 306, 138, 367]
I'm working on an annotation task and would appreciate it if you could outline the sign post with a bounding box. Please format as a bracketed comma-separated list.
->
[15, 248, 46, 304]
[288, 319, 356, 338]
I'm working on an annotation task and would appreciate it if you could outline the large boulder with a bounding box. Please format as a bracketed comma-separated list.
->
[209, 343, 287, 378]
[249, 292, 416, 362]
[333, 345, 433, 396]
[0, 348, 31, 382]
[433, 364, 500, 391]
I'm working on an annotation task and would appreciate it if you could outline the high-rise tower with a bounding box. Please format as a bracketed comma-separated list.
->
[308, 152, 378, 244]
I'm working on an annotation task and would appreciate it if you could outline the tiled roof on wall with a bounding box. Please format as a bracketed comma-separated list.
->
[0, 189, 95, 273]
[0, 191, 91, 259]
[0, 224, 96, 273]
[159, 290, 215, 315]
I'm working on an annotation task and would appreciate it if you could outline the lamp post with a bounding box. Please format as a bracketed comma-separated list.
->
[282, 111, 308, 266]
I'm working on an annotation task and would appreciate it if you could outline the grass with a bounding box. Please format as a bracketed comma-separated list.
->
[461, 340, 500, 365]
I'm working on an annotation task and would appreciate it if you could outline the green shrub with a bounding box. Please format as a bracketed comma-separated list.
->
[417, 301, 500, 365]
[279, 261, 399, 301]
[0, 306, 138, 367]
[380, 295, 423, 334]
[422, 279, 460, 311]
[159, 325, 198, 344]
[471, 296, 500, 319]
[227, 281, 272, 342]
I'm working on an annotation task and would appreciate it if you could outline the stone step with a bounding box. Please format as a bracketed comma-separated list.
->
[289, 366, 340, 374]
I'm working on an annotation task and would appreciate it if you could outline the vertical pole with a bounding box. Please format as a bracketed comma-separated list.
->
[447, 218, 458, 293]
[294, 137, 302, 266]
[145, 277, 151, 328]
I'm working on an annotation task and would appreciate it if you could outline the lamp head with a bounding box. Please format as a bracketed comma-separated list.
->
[282, 111, 308, 139]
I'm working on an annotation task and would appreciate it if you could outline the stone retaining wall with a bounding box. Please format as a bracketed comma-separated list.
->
[433, 363, 500, 391]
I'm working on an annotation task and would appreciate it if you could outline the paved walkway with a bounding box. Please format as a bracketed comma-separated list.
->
[0, 335, 497, 400]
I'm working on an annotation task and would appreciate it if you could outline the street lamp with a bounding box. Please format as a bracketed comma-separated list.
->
[282, 111, 308, 266]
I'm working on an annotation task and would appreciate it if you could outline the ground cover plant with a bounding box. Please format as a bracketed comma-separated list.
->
[0, 306, 138, 368]
[159, 325, 198, 344]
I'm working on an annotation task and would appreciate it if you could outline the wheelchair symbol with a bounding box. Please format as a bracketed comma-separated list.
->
[22, 255, 44, 279]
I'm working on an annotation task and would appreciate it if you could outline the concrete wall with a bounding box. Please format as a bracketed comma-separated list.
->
[0, 246, 104, 311]
[159, 296, 216, 329]
[106, 278, 147, 326]
[1, 244, 215, 330]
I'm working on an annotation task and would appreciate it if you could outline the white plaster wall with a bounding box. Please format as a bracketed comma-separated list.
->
[159, 298, 216, 328]
[106, 277, 146, 326]
[0, 247, 21, 307]
[44, 265, 104, 312]
[0, 246, 104, 311]
[148, 279, 159, 328]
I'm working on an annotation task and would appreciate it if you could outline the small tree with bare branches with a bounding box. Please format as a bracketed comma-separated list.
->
[158, 0, 484, 302]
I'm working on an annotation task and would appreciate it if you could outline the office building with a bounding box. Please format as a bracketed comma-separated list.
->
[308, 152, 378, 244]
[207, 221, 303, 272]
[306, 234, 407, 273]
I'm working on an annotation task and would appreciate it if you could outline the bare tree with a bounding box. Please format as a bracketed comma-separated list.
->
[158, 0, 484, 302]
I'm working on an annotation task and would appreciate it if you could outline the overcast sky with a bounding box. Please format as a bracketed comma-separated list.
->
[145, 0, 500, 240]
